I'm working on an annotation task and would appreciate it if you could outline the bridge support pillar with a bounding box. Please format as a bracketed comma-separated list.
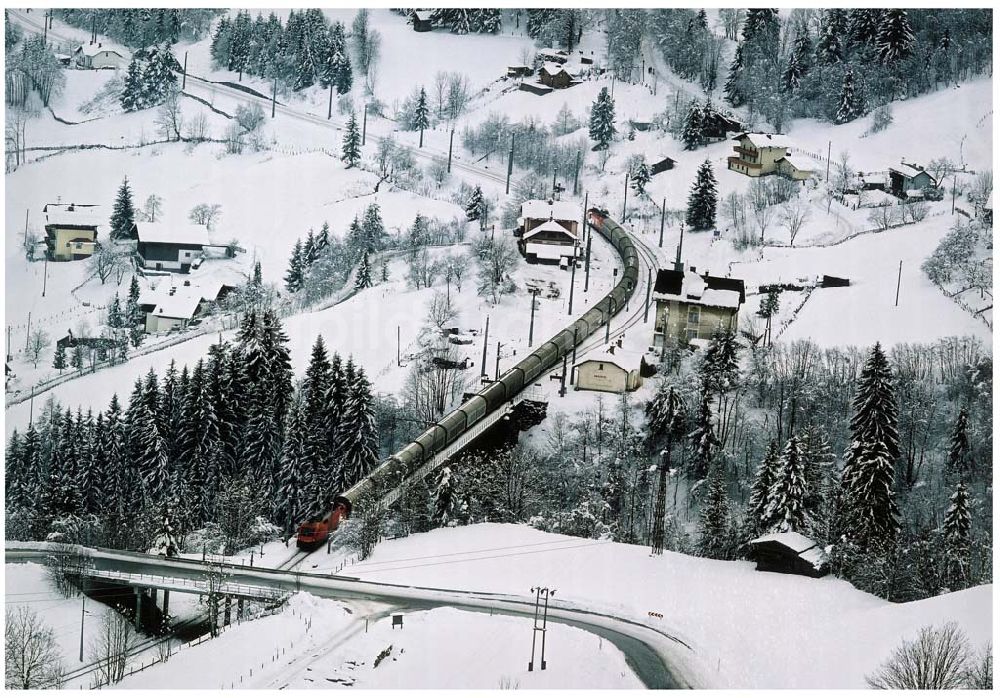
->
[134, 587, 143, 631]
[224, 596, 232, 627]
[162, 590, 170, 619]
[150, 588, 157, 606]
[238, 598, 245, 622]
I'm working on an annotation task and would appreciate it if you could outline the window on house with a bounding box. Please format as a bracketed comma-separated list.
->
[686, 328, 699, 341]
[598, 363, 604, 370]
[688, 306, 700, 324]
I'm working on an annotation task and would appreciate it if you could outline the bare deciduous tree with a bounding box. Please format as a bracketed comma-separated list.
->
[88, 244, 131, 285]
[89, 607, 137, 686]
[189, 203, 222, 231]
[184, 111, 209, 142]
[407, 248, 440, 289]
[155, 86, 183, 141]
[425, 290, 457, 329]
[27, 328, 49, 368]
[866, 623, 972, 690]
[5, 606, 65, 689]
[868, 204, 899, 231]
[143, 194, 163, 223]
[404, 348, 468, 423]
[780, 198, 810, 246]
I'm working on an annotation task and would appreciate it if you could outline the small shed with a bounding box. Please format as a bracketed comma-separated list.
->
[411, 10, 433, 32]
[519, 82, 553, 96]
[775, 156, 813, 182]
[820, 275, 850, 288]
[748, 532, 829, 578]
[537, 48, 568, 64]
[650, 156, 677, 175]
[507, 65, 533, 78]
[573, 349, 645, 393]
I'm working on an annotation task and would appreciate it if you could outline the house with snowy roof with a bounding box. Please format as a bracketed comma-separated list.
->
[138, 277, 229, 333]
[73, 42, 126, 70]
[748, 531, 829, 578]
[132, 221, 210, 273]
[775, 155, 814, 181]
[727, 132, 793, 178]
[539, 62, 576, 89]
[410, 10, 433, 32]
[652, 264, 745, 347]
[43, 203, 102, 261]
[887, 161, 937, 198]
[573, 345, 646, 394]
[516, 199, 580, 265]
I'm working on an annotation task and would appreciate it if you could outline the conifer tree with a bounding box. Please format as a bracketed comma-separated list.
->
[698, 465, 732, 559]
[433, 466, 459, 526]
[300, 336, 332, 509]
[465, 185, 486, 223]
[71, 345, 84, 372]
[284, 239, 305, 293]
[682, 101, 704, 149]
[149, 503, 180, 556]
[107, 293, 123, 329]
[381, 260, 389, 283]
[688, 380, 718, 479]
[630, 160, 651, 194]
[746, 440, 779, 538]
[414, 86, 430, 147]
[355, 251, 373, 289]
[764, 435, 810, 533]
[686, 159, 718, 230]
[876, 9, 915, 64]
[840, 342, 901, 551]
[110, 176, 136, 240]
[946, 407, 972, 478]
[835, 68, 865, 124]
[52, 344, 67, 373]
[120, 57, 145, 111]
[276, 397, 308, 533]
[362, 203, 386, 251]
[815, 15, 843, 65]
[588, 87, 616, 150]
[333, 51, 353, 95]
[316, 222, 331, 253]
[342, 110, 362, 167]
[337, 366, 379, 487]
[942, 481, 971, 591]
[127, 276, 141, 324]
[723, 44, 744, 107]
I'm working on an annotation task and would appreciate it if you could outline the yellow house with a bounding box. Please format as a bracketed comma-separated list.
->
[727, 132, 792, 177]
[573, 348, 644, 393]
[652, 265, 745, 348]
[43, 203, 101, 261]
[776, 155, 814, 181]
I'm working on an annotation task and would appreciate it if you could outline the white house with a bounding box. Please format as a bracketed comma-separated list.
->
[573, 347, 645, 393]
[74, 42, 127, 70]
[138, 278, 227, 333]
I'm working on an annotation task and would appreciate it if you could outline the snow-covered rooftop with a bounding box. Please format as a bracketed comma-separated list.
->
[652, 267, 744, 309]
[521, 199, 579, 223]
[574, 346, 643, 370]
[43, 203, 102, 228]
[541, 61, 570, 76]
[523, 219, 577, 241]
[141, 278, 225, 319]
[889, 163, 933, 181]
[134, 221, 210, 246]
[412, 10, 433, 22]
[777, 156, 813, 172]
[76, 43, 123, 58]
[736, 132, 792, 150]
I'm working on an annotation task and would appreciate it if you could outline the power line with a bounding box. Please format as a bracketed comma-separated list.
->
[348, 538, 593, 569]
[346, 540, 609, 575]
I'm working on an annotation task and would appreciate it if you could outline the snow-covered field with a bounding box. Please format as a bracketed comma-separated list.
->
[337, 523, 992, 690]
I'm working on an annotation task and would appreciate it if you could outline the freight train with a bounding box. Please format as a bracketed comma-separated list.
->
[295, 209, 639, 549]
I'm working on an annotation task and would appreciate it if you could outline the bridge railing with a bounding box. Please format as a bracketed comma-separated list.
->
[86, 568, 288, 601]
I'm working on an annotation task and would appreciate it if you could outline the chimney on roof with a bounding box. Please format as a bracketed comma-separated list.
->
[673, 222, 685, 272]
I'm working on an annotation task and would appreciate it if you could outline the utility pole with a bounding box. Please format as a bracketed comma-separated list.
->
[43, 10, 47, 44]
[825, 140, 832, 182]
[79, 591, 87, 662]
[622, 172, 629, 220]
[528, 587, 555, 671]
[895, 260, 902, 306]
[658, 198, 666, 247]
[573, 150, 581, 196]
[505, 133, 515, 194]
[23, 208, 29, 248]
[24, 311, 30, 351]
[396, 325, 401, 366]
[571, 327, 578, 384]
[605, 297, 615, 344]
[480, 316, 490, 380]
[495, 341, 502, 381]
[271, 77, 277, 118]
[182, 51, 188, 90]
[559, 356, 567, 396]
[6, 325, 11, 362]
[42, 256, 48, 297]
[447, 129, 454, 173]
[584, 235, 592, 293]
[951, 174, 957, 215]
[643, 268, 651, 323]
[568, 253, 577, 315]
[327, 82, 333, 120]
[362, 103, 368, 146]
[527, 289, 540, 347]
[551, 167, 557, 199]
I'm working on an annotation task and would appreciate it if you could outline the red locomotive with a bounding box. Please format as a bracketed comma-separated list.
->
[296, 496, 352, 550]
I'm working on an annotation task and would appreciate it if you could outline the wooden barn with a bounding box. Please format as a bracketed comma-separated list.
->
[539, 62, 574, 89]
[888, 162, 937, 198]
[748, 532, 829, 578]
[411, 10, 433, 32]
[650, 156, 677, 176]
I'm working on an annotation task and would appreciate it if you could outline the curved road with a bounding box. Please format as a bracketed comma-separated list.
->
[7, 543, 696, 689]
